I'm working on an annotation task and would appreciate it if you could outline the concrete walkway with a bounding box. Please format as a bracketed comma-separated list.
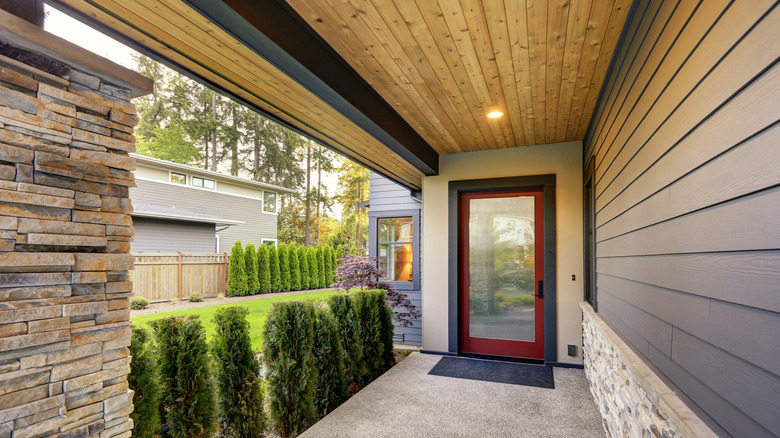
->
[302, 352, 606, 438]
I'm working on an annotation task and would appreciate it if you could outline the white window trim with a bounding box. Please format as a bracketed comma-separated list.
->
[261, 238, 278, 246]
[169, 171, 187, 185]
[262, 191, 279, 215]
[191, 175, 217, 190]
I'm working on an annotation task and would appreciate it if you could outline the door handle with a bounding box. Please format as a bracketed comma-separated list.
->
[537, 280, 544, 299]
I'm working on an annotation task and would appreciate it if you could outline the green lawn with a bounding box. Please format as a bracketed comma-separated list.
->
[131, 291, 339, 353]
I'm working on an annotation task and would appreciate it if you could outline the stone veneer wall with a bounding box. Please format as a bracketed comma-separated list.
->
[0, 43, 141, 436]
[581, 302, 717, 438]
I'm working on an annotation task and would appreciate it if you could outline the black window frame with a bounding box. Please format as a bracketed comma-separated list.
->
[368, 209, 420, 291]
[583, 157, 597, 310]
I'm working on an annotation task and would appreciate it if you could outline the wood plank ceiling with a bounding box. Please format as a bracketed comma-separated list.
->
[49, 0, 632, 187]
[288, 0, 632, 154]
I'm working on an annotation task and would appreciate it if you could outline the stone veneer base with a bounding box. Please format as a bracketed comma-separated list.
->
[580, 302, 717, 438]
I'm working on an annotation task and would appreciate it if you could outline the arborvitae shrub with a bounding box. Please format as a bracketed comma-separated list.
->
[352, 290, 395, 383]
[257, 244, 271, 294]
[335, 244, 345, 263]
[151, 315, 216, 437]
[297, 246, 310, 290]
[316, 246, 326, 288]
[268, 244, 281, 292]
[278, 243, 291, 292]
[348, 245, 357, 255]
[264, 301, 317, 437]
[328, 246, 337, 285]
[313, 305, 348, 418]
[326, 293, 365, 389]
[129, 326, 161, 438]
[212, 307, 264, 437]
[244, 243, 260, 295]
[227, 241, 248, 296]
[307, 248, 319, 290]
[288, 244, 301, 291]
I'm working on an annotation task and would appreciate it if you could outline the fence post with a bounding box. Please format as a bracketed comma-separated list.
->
[177, 251, 182, 300]
[223, 252, 228, 293]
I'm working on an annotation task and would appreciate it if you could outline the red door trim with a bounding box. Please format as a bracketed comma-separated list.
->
[458, 188, 545, 359]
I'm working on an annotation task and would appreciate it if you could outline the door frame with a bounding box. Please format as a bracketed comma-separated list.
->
[448, 175, 557, 363]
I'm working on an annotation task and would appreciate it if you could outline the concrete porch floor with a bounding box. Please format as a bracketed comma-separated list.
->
[302, 352, 606, 438]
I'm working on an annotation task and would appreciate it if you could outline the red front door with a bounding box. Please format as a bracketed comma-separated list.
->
[459, 188, 545, 359]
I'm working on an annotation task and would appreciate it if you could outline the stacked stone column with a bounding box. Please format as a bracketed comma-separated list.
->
[0, 41, 142, 437]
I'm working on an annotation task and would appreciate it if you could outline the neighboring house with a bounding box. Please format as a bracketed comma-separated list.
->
[366, 171, 422, 346]
[130, 153, 296, 253]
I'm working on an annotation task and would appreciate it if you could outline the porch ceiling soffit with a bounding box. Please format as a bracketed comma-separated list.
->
[49, 0, 431, 190]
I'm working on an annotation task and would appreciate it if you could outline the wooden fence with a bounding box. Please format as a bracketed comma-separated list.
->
[130, 253, 228, 302]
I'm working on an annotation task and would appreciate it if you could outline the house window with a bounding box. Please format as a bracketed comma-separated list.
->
[263, 192, 277, 214]
[261, 239, 277, 246]
[378, 217, 413, 282]
[170, 172, 186, 185]
[192, 176, 215, 190]
[584, 158, 596, 308]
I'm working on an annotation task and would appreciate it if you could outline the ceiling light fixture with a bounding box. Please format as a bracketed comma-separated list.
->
[487, 111, 503, 119]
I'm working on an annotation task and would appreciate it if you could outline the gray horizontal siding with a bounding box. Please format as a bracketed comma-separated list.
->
[130, 179, 278, 253]
[369, 171, 420, 212]
[131, 217, 216, 253]
[585, 1, 780, 436]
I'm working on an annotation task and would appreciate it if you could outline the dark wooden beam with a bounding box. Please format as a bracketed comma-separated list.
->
[185, 0, 439, 176]
[0, 0, 44, 27]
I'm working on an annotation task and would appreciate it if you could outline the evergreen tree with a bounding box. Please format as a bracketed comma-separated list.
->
[244, 243, 259, 295]
[288, 243, 301, 291]
[212, 307, 265, 437]
[268, 243, 281, 292]
[227, 241, 248, 296]
[312, 306, 348, 418]
[327, 294, 365, 390]
[257, 244, 271, 294]
[278, 243, 291, 292]
[307, 247, 319, 290]
[298, 246, 310, 290]
[324, 246, 335, 287]
[129, 326, 161, 438]
[317, 245, 327, 288]
[151, 315, 216, 437]
[335, 161, 369, 249]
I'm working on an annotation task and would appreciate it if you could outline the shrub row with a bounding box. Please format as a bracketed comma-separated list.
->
[227, 241, 338, 296]
[264, 290, 394, 437]
[129, 308, 265, 437]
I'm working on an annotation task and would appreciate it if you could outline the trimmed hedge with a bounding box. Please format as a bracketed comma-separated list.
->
[264, 301, 317, 438]
[288, 244, 301, 291]
[297, 246, 310, 291]
[352, 290, 395, 383]
[313, 305, 348, 417]
[278, 243, 290, 292]
[326, 293, 365, 389]
[327, 246, 336, 285]
[268, 244, 281, 293]
[129, 326, 161, 438]
[307, 248, 319, 290]
[244, 243, 260, 295]
[212, 307, 265, 437]
[257, 244, 271, 294]
[151, 315, 216, 437]
[316, 246, 326, 289]
[227, 241, 248, 296]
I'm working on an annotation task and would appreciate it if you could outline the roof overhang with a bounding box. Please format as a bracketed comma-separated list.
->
[132, 202, 244, 225]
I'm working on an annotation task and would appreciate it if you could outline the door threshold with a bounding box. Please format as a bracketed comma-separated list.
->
[460, 352, 545, 365]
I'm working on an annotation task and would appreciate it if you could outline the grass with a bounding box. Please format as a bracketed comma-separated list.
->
[131, 290, 339, 352]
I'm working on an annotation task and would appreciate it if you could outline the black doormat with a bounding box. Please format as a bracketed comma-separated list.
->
[428, 356, 555, 389]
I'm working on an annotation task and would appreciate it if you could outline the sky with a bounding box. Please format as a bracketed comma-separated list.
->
[43, 5, 346, 218]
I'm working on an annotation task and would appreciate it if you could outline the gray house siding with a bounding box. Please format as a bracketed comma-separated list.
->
[131, 217, 216, 253]
[584, 1, 780, 437]
[368, 171, 422, 345]
[130, 178, 278, 254]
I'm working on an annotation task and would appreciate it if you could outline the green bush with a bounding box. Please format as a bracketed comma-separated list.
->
[297, 246, 310, 290]
[328, 246, 337, 285]
[264, 301, 317, 437]
[352, 290, 395, 384]
[326, 293, 365, 389]
[130, 296, 149, 310]
[227, 241, 248, 296]
[189, 292, 203, 303]
[268, 244, 281, 293]
[257, 244, 271, 294]
[129, 326, 161, 438]
[278, 243, 291, 292]
[317, 246, 326, 289]
[170, 298, 179, 306]
[151, 315, 216, 437]
[335, 244, 345, 264]
[288, 244, 301, 291]
[212, 307, 265, 437]
[307, 248, 319, 290]
[313, 305, 348, 418]
[244, 243, 260, 295]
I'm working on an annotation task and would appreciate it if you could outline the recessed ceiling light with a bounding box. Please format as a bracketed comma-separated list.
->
[487, 111, 503, 119]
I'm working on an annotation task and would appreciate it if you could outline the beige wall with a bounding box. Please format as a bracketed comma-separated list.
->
[421, 141, 584, 364]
